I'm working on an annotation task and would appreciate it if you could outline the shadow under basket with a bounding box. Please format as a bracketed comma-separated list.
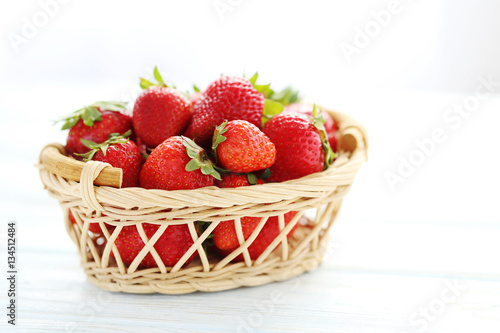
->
[38, 109, 368, 294]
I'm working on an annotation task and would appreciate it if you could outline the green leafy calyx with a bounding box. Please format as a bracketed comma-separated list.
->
[312, 105, 336, 169]
[262, 99, 284, 126]
[268, 86, 301, 106]
[140, 66, 177, 90]
[57, 101, 127, 130]
[260, 168, 271, 180]
[247, 173, 258, 185]
[249, 72, 274, 98]
[182, 136, 221, 180]
[75, 130, 131, 161]
[248, 72, 301, 126]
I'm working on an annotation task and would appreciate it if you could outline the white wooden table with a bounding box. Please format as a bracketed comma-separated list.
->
[1, 86, 499, 332]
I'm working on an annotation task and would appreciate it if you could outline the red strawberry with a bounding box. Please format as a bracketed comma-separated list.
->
[133, 136, 150, 160]
[132, 68, 192, 148]
[215, 173, 265, 188]
[60, 101, 132, 156]
[285, 103, 339, 152]
[68, 210, 115, 235]
[244, 211, 299, 259]
[184, 76, 264, 147]
[183, 97, 224, 148]
[213, 173, 264, 250]
[139, 136, 219, 190]
[263, 107, 335, 182]
[216, 211, 299, 261]
[114, 223, 196, 268]
[212, 120, 276, 173]
[214, 217, 262, 250]
[189, 85, 204, 108]
[77, 131, 142, 188]
[204, 76, 264, 127]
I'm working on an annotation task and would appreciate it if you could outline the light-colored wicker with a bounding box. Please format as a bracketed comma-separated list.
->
[38, 109, 368, 294]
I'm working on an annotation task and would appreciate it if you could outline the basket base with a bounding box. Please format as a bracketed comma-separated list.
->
[83, 225, 330, 294]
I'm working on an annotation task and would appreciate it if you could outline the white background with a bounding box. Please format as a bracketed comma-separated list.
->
[0, 1, 499, 332]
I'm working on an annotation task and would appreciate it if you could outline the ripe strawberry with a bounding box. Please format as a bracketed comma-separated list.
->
[285, 103, 339, 152]
[190, 92, 204, 108]
[189, 85, 204, 108]
[114, 223, 196, 268]
[213, 173, 264, 250]
[244, 211, 299, 259]
[214, 217, 262, 250]
[59, 101, 132, 156]
[68, 210, 115, 235]
[133, 136, 150, 160]
[212, 120, 276, 173]
[182, 97, 224, 148]
[204, 76, 264, 128]
[215, 173, 265, 188]
[263, 107, 335, 182]
[184, 76, 264, 147]
[77, 131, 142, 188]
[140, 136, 220, 190]
[216, 211, 299, 261]
[133, 67, 192, 148]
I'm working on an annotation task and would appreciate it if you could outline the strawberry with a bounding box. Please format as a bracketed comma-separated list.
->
[76, 131, 142, 188]
[183, 76, 265, 147]
[214, 217, 262, 250]
[182, 97, 225, 148]
[263, 106, 335, 182]
[215, 173, 265, 188]
[68, 210, 115, 235]
[213, 173, 264, 250]
[133, 135, 150, 160]
[212, 120, 276, 173]
[114, 223, 196, 268]
[243, 211, 299, 259]
[139, 136, 220, 190]
[189, 85, 204, 108]
[204, 76, 264, 128]
[285, 103, 339, 152]
[59, 101, 132, 156]
[216, 211, 299, 261]
[132, 67, 191, 148]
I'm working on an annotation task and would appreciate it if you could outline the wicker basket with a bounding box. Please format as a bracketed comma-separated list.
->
[38, 109, 367, 294]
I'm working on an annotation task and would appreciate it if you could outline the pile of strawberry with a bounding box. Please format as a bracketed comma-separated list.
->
[59, 68, 339, 269]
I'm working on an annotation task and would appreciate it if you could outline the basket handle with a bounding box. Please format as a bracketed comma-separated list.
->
[39, 144, 123, 188]
[326, 109, 369, 157]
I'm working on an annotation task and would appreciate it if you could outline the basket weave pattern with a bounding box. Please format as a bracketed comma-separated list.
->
[38, 110, 367, 294]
